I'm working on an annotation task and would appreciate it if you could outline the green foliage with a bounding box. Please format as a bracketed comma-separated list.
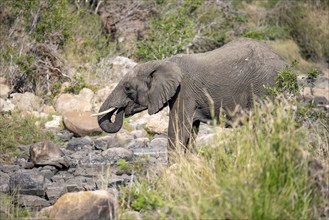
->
[266, 66, 299, 97]
[33, 0, 77, 45]
[268, 1, 329, 61]
[116, 159, 132, 173]
[242, 26, 287, 41]
[0, 112, 54, 155]
[64, 74, 88, 94]
[120, 180, 164, 212]
[118, 98, 328, 219]
[133, 0, 200, 61]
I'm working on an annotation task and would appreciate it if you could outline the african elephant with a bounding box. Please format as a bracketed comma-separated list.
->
[94, 38, 288, 151]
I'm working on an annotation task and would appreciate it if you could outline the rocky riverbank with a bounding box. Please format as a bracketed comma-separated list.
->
[0, 56, 328, 219]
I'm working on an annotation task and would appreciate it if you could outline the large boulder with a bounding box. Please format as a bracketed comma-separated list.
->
[11, 92, 43, 112]
[49, 190, 117, 220]
[63, 111, 102, 137]
[29, 141, 69, 169]
[54, 93, 92, 114]
[16, 195, 50, 211]
[9, 171, 45, 196]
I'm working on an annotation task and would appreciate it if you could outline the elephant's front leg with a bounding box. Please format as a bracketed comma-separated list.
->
[167, 109, 194, 152]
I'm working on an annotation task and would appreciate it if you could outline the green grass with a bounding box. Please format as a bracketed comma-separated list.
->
[0, 111, 54, 156]
[118, 97, 328, 219]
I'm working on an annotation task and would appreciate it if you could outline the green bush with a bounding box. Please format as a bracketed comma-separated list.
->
[118, 98, 328, 219]
[133, 0, 200, 61]
[0, 112, 53, 155]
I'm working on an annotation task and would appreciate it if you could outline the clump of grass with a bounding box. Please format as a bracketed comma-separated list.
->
[0, 111, 53, 155]
[118, 97, 328, 219]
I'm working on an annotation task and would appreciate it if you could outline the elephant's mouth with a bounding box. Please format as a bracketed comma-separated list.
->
[124, 104, 147, 117]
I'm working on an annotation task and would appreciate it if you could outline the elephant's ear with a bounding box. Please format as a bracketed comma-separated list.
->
[147, 61, 182, 115]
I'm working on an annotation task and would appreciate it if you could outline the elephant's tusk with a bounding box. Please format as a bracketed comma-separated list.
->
[91, 107, 116, 117]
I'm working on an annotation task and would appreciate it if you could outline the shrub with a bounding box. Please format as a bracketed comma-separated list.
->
[0, 112, 53, 156]
[118, 97, 328, 219]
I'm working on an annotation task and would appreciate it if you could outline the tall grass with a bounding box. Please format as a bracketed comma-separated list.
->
[119, 97, 328, 219]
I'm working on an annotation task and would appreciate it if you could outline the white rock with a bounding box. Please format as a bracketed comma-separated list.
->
[92, 84, 117, 111]
[0, 84, 10, 98]
[54, 93, 92, 114]
[78, 88, 95, 103]
[11, 92, 44, 112]
[45, 115, 62, 129]
[0, 98, 15, 112]
[111, 56, 137, 80]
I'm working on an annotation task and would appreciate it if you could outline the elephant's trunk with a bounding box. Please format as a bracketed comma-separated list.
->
[97, 107, 124, 133]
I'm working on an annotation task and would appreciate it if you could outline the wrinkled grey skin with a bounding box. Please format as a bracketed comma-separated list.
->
[98, 38, 288, 150]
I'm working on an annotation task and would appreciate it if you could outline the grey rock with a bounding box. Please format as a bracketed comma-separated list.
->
[73, 166, 104, 178]
[148, 137, 168, 150]
[0, 171, 10, 193]
[66, 176, 97, 191]
[16, 195, 50, 211]
[94, 131, 134, 150]
[11, 92, 43, 112]
[9, 171, 45, 196]
[45, 185, 67, 204]
[67, 137, 93, 151]
[54, 130, 74, 142]
[127, 138, 148, 149]
[0, 98, 15, 112]
[0, 165, 20, 174]
[78, 151, 106, 167]
[30, 141, 70, 169]
[101, 148, 134, 163]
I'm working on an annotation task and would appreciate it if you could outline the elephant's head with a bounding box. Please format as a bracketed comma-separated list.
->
[94, 61, 182, 133]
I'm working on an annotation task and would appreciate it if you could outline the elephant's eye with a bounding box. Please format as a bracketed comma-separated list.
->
[124, 83, 133, 94]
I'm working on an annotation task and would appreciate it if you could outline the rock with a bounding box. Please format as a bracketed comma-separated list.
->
[143, 108, 169, 134]
[0, 84, 10, 98]
[65, 176, 97, 191]
[9, 171, 45, 196]
[54, 93, 92, 114]
[79, 88, 95, 104]
[16, 195, 50, 211]
[63, 111, 102, 137]
[0, 171, 10, 193]
[101, 148, 134, 163]
[0, 98, 15, 112]
[0, 165, 20, 173]
[11, 92, 43, 112]
[92, 84, 117, 111]
[94, 131, 134, 150]
[0, 77, 6, 84]
[127, 138, 149, 149]
[132, 137, 168, 163]
[49, 190, 117, 220]
[36, 206, 53, 219]
[45, 115, 62, 129]
[46, 185, 67, 204]
[54, 130, 74, 142]
[121, 211, 143, 220]
[67, 137, 93, 151]
[110, 56, 137, 81]
[30, 141, 69, 169]
[128, 108, 169, 134]
[43, 105, 56, 114]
